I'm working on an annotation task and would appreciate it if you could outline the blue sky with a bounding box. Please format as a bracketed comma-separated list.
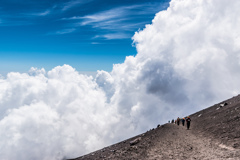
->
[0, 0, 169, 75]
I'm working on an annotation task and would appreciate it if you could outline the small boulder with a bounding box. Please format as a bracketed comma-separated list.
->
[130, 137, 141, 146]
[220, 102, 228, 107]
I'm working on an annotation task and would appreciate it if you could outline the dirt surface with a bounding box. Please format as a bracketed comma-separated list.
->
[69, 95, 240, 160]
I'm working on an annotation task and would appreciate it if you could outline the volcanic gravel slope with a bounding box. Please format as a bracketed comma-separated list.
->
[69, 95, 240, 160]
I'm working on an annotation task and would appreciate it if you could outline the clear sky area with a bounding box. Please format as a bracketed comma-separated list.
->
[0, 0, 170, 75]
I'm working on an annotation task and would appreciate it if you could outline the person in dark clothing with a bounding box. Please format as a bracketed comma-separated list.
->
[171, 119, 174, 123]
[177, 117, 180, 126]
[186, 116, 191, 130]
[182, 117, 185, 126]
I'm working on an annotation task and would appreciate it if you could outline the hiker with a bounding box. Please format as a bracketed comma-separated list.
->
[171, 119, 174, 123]
[186, 116, 191, 130]
[177, 117, 180, 125]
[182, 117, 185, 126]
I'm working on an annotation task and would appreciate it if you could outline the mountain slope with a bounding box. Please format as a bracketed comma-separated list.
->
[69, 95, 240, 160]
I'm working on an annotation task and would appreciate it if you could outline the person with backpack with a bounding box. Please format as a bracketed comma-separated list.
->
[182, 117, 185, 126]
[177, 117, 180, 126]
[186, 116, 191, 130]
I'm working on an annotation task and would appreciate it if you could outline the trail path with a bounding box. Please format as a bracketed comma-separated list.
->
[71, 123, 240, 160]
[146, 123, 240, 160]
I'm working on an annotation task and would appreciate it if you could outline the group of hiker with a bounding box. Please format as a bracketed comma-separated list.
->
[169, 116, 191, 130]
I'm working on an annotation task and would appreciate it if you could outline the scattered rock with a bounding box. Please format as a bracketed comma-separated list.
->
[220, 102, 228, 107]
[130, 137, 142, 146]
[233, 143, 240, 148]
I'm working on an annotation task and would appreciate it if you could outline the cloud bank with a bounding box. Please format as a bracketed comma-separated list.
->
[1, 0, 240, 159]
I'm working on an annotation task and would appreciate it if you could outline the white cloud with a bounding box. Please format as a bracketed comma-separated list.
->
[48, 28, 76, 35]
[2, 0, 240, 159]
[0, 65, 125, 160]
[95, 70, 115, 101]
[60, 3, 166, 38]
[94, 33, 131, 40]
[77, 8, 126, 33]
[130, 0, 240, 109]
[62, 0, 93, 11]
[78, 5, 155, 31]
[79, 5, 133, 24]
[29, 10, 51, 16]
[29, 67, 46, 76]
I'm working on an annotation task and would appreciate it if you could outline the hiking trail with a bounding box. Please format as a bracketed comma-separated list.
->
[146, 123, 240, 160]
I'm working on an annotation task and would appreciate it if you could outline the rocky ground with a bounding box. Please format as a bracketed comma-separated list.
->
[68, 95, 240, 160]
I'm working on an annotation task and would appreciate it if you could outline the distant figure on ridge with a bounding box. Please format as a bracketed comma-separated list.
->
[186, 116, 191, 130]
[182, 117, 185, 126]
[171, 119, 174, 123]
[177, 117, 180, 125]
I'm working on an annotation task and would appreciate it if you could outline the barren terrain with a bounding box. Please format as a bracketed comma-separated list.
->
[69, 95, 240, 160]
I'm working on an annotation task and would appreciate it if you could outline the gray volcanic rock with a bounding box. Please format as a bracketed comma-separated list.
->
[68, 95, 240, 160]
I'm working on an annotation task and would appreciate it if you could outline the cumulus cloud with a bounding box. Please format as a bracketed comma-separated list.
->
[1, 0, 240, 159]
[0, 65, 122, 160]
[131, 0, 240, 108]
